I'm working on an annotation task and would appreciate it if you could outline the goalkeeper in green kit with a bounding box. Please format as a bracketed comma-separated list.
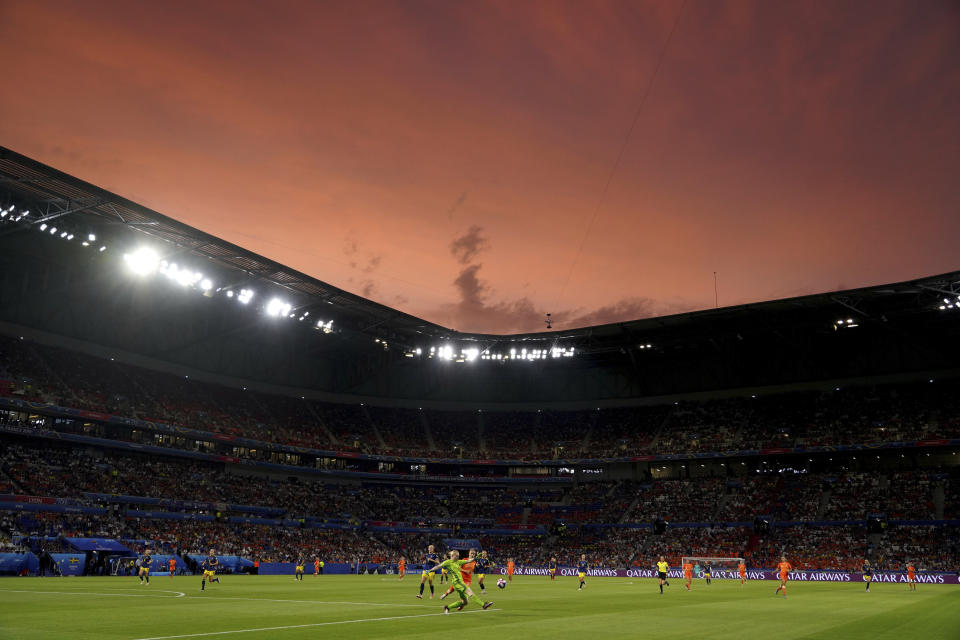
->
[426, 550, 494, 614]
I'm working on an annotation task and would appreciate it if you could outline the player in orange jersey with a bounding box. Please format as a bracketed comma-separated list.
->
[775, 556, 791, 597]
[440, 549, 476, 600]
[314, 557, 320, 576]
[398, 556, 406, 580]
[738, 560, 746, 586]
[506, 558, 515, 582]
[682, 560, 694, 591]
[168, 557, 176, 578]
[906, 562, 916, 591]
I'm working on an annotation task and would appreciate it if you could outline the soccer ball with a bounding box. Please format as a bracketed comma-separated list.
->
[497, 578, 506, 589]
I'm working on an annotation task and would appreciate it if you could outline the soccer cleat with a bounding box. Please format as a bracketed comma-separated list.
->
[416, 594, 423, 599]
[456, 604, 465, 612]
[443, 606, 450, 615]
[482, 602, 493, 610]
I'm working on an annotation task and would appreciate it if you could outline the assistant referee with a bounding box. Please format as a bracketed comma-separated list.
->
[656, 556, 670, 594]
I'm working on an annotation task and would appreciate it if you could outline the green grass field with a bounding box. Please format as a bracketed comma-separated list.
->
[0, 574, 956, 640]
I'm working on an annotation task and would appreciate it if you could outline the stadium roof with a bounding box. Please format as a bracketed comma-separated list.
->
[0, 145, 446, 347]
[1, 145, 958, 403]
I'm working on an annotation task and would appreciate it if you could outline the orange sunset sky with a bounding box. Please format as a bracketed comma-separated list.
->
[1, 0, 957, 334]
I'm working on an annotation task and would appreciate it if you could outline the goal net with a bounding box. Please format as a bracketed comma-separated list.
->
[681, 557, 744, 579]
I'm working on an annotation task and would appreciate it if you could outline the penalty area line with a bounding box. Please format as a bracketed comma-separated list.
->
[0, 589, 185, 598]
[131, 608, 496, 640]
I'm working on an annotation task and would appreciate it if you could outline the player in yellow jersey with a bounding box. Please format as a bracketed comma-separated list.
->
[577, 554, 589, 591]
[417, 545, 440, 599]
[201, 549, 221, 591]
[656, 555, 670, 594]
[137, 549, 153, 586]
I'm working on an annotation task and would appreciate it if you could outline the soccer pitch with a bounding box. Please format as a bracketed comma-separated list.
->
[0, 575, 956, 640]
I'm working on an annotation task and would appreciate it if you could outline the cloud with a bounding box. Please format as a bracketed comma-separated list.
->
[362, 255, 382, 274]
[437, 226, 695, 333]
[343, 232, 359, 257]
[447, 190, 468, 219]
[442, 263, 543, 332]
[449, 225, 489, 265]
[560, 297, 694, 328]
[443, 262, 692, 333]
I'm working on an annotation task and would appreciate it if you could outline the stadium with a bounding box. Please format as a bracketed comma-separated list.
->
[1, 1, 959, 638]
[0, 145, 958, 636]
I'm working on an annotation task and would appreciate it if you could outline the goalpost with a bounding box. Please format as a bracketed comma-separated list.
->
[681, 556, 744, 578]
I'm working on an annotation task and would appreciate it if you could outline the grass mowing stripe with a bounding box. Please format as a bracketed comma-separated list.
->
[130, 608, 496, 640]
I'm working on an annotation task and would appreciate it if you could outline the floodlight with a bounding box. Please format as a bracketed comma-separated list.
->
[266, 298, 291, 317]
[123, 247, 160, 275]
[60, 231, 68, 238]
[200, 279, 213, 291]
[0, 211, 6, 218]
[49, 227, 57, 234]
[88, 233, 96, 241]
[99, 246, 106, 252]
[39, 223, 47, 231]
[67, 234, 74, 240]
[238, 289, 254, 304]
[82, 241, 89, 247]
[226, 290, 235, 298]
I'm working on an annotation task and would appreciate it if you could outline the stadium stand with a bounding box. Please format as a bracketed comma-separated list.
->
[0, 148, 958, 578]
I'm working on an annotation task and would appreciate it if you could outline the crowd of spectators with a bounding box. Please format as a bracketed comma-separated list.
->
[749, 525, 865, 571]
[3, 335, 959, 462]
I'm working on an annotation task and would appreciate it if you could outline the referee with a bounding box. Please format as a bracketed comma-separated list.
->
[656, 556, 670, 594]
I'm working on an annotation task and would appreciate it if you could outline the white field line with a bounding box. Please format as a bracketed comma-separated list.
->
[131, 608, 496, 640]
[0, 588, 185, 598]
[0, 588, 431, 607]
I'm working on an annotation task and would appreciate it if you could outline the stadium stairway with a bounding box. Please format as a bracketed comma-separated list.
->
[934, 482, 945, 519]
[647, 407, 677, 450]
[815, 486, 833, 520]
[0, 464, 24, 493]
[578, 412, 599, 453]
[605, 481, 625, 500]
[124, 366, 166, 420]
[618, 490, 644, 524]
[25, 343, 77, 407]
[360, 406, 387, 450]
[304, 401, 339, 445]
[477, 413, 487, 453]
[420, 412, 436, 451]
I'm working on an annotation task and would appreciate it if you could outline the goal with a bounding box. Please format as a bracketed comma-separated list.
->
[681, 557, 744, 578]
